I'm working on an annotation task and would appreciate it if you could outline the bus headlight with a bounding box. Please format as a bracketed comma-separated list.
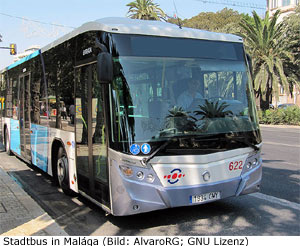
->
[246, 162, 252, 169]
[247, 158, 258, 170]
[242, 153, 261, 175]
[119, 165, 133, 177]
[136, 171, 144, 180]
[146, 174, 155, 183]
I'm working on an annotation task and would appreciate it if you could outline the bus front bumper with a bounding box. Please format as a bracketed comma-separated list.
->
[110, 160, 262, 216]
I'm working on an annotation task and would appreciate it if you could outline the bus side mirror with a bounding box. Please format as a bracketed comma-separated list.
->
[97, 52, 113, 83]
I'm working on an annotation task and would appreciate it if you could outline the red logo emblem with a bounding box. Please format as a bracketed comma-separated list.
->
[164, 168, 185, 184]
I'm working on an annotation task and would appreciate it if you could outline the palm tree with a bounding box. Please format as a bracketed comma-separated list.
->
[194, 100, 233, 119]
[194, 100, 234, 132]
[126, 0, 166, 21]
[239, 10, 294, 109]
[165, 106, 197, 132]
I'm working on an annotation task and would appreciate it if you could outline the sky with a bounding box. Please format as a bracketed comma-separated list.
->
[0, 0, 266, 69]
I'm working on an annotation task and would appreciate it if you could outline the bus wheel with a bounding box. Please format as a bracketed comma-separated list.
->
[5, 128, 12, 155]
[56, 147, 73, 195]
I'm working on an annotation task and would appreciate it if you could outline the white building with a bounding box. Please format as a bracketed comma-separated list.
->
[267, 0, 299, 21]
[267, 0, 300, 107]
[13, 45, 40, 63]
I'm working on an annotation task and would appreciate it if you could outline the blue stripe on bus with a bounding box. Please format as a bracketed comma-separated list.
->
[10, 119, 21, 155]
[31, 150, 48, 171]
[7, 50, 40, 70]
[31, 124, 48, 172]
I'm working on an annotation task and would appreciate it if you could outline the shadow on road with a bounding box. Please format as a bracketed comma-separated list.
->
[7, 163, 300, 236]
[261, 165, 299, 203]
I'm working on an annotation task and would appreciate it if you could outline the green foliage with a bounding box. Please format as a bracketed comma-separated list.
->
[181, 8, 246, 33]
[167, 106, 190, 118]
[126, 0, 166, 21]
[195, 100, 239, 133]
[258, 106, 300, 125]
[238, 10, 294, 110]
[194, 100, 233, 119]
[165, 101, 238, 133]
[165, 106, 197, 132]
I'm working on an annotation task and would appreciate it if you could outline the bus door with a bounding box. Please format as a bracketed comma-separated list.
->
[19, 73, 31, 160]
[75, 63, 110, 208]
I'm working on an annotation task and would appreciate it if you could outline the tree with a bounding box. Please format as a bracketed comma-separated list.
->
[239, 10, 293, 110]
[281, 5, 300, 95]
[165, 106, 197, 132]
[181, 8, 246, 33]
[126, 0, 166, 21]
[194, 100, 233, 119]
[194, 100, 234, 132]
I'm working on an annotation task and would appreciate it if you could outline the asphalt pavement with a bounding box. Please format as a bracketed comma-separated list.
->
[260, 124, 300, 203]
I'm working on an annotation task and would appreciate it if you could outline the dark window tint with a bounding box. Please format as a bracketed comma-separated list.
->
[112, 34, 244, 60]
[44, 38, 76, 131]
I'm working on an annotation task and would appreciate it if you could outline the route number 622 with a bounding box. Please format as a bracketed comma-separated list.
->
[229, 161, 243, 171]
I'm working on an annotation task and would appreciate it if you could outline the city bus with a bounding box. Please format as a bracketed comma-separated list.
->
[0, 17, 262, 216]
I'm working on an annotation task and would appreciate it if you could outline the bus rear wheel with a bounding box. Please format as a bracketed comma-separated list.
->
[56, 147, 73, 196]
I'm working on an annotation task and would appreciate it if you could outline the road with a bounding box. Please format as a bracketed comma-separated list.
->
[260, 125, 300, 203]
[0, 125, 299, 236]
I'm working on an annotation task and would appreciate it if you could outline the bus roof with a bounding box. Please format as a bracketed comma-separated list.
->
[2, 17, 243, 72]
[42, 17, 243, 53]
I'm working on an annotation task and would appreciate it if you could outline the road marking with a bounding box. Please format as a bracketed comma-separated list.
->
[263, 161, 299, 167]
[263, 141, 300, 148]
[1, 213, 54, 236]
[250, 193, 300, 211]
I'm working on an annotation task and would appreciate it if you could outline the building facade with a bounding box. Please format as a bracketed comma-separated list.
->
[267, 0, 300, 107]
[268, 0, 299, 20]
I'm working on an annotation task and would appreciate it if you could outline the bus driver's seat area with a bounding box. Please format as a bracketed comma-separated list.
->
[148, 97, 163, 120]
[148, 86, 176, 121]
[172, 78, 189, 104]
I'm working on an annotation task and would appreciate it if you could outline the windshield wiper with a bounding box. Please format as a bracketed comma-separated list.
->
[141, 133, 222, 166]
[140, 136, 179, 166]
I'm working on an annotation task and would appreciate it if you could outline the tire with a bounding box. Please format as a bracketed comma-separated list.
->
[5, 128, 12, 156]
[56, 146, 73, 196]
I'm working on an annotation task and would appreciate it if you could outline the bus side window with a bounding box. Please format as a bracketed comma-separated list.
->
[43, 39, 75, 131]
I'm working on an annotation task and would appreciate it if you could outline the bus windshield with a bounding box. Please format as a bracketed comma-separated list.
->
[110, 36, 260, 152]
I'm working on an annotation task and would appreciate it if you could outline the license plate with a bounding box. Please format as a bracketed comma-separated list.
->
[190, 191, 221, 204]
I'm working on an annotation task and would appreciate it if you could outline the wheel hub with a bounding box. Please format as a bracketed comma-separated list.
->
[57, 157, 66, 182]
